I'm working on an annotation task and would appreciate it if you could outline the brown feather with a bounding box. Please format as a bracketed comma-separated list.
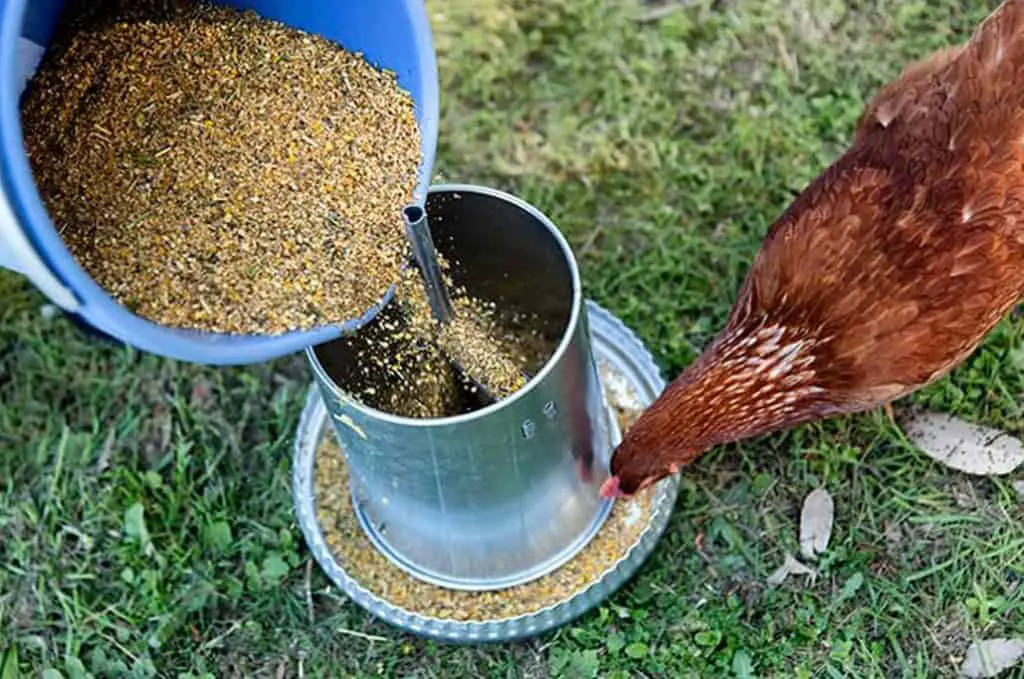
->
[604, 0, 1024, 497]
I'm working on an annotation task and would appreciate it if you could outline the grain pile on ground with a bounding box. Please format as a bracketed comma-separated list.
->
[20, 2, 420, 334]
[314, 361, 659, 620]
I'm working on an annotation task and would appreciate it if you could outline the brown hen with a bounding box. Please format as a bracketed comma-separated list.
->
[601, 0, 1024, 499]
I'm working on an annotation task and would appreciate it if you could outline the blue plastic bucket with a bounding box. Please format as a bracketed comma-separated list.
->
[0, 0, 439, 364]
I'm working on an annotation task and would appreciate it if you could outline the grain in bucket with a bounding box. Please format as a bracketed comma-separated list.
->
[0, 0, 439, 364]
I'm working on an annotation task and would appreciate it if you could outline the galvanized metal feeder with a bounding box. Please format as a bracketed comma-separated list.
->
[295, 186, 678, 642]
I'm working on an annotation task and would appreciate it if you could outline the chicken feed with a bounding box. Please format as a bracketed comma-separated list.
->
[20, 1, 420, 334]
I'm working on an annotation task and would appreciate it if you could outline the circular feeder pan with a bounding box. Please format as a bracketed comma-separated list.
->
[292, 301, 679, 643]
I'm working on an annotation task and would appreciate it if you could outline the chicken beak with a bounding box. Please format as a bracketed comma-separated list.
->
[599, 474, 627, 499]
[599, 471, 669, 499]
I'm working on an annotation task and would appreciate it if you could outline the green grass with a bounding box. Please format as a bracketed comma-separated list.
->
[2, 0, 1023, 676]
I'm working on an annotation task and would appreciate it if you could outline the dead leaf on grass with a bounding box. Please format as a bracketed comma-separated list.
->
[766, 552, 818, 587]
[1012, 480, 1024, 502]
[799, 487, 834, 560]
[959, 638, 1024, 678]
[901, 412, 1024, 476]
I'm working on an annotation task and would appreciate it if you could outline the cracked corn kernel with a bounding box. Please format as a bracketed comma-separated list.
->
[20, 1, 420, 335]
[314, 360, 657, 621]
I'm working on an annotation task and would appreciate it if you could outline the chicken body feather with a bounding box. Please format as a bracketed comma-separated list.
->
[603, 0, 1024, 498]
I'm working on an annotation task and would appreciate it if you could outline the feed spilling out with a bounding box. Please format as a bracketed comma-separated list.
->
[20, 1, 420, 335]
[437, 311, 530, 401]
[401, 204, 531, 403]
[322, 262, 550, 419]
[21, 0, 630, 625]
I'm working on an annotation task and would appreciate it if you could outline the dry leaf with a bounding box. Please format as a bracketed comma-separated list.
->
[766, 553, 817, 587]
[1013, 480, 1024, 502]
[960, 638, 1024, 678]
[799, 487, 834, 560]
[901, 412, 1024, 476]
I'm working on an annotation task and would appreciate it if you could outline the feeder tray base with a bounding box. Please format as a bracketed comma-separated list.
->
[292, 301, 680, 643]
